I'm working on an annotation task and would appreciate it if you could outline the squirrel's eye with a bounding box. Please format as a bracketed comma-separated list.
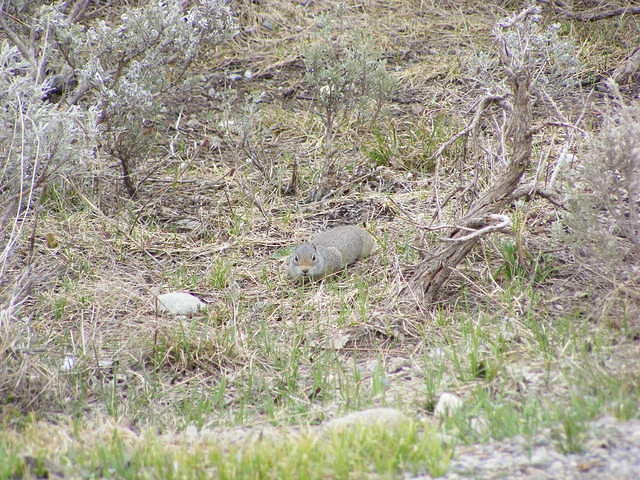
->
[294, 255, 299, 262]
[311, 254, 316, 261]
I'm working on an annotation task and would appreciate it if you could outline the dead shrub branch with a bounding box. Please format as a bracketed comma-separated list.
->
[406, 8, 544, 305]
[440, 214, 512, 243]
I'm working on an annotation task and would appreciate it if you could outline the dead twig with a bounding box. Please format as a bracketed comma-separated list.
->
[68, 0, 91, 22]
[510, 183, 565, 209]
[429, 95, 508, 163]
[431, 95, 507, 222]
[612, 47, 640, 85]
[0, 10, 33, 69]
[441, 214, 512, 243]
[529, 121, 588, 137]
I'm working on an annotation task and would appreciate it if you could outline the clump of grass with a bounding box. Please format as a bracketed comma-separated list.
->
[149, 321, 240, 374]
[364, 128, 400, 168]
[209, 258, 233, 289]
[0, 439, 26, 479]
[440, 390, 546, 445]
[551, 393, 600, 455]
[495, 240, 554, 285]
[362, 114, 460, 172]
[2, 419, 451, 479]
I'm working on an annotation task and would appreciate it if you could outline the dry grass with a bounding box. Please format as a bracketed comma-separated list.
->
[2, 0, 640, 477]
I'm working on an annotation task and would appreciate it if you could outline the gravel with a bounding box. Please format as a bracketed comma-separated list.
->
[413, 416, 640, 479]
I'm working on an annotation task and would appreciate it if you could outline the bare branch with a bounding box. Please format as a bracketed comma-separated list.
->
[429, 95, 508, 162]
[0, 10, 34, 68]
[441, 214, 512, 243]
[529, 121, 588, 137]
[509, 183, 565, 209]
[497, 5, 541, 28]
[430, 94, 508, 223]
[612, 46, 640, 85]
[68, 0, 91, 22]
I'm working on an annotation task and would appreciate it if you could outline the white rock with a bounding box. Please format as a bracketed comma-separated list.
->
[254, 91, 269, 104]
[323, 408, 407, 433]
[429, 347, 446, 361]
[209, 135, 223, 149]
[184, 424, 199, 442]
[98, 359, 113, 369]
[434, 392, 463, 418]
[329, 333, 351, 349]
[530, 446, 555, 466]
[470, 416, 490, 435]
[156, 292, 204, 316]
[61, 355, 76, 372]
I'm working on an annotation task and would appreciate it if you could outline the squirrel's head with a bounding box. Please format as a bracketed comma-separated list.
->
[288, 243, 325, 281]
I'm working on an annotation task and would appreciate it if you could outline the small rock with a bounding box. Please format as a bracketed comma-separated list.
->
[156, 292, 204, 316]
[429, 347, 446, 361]
[98, 359, 114, 370]
[470, 417, 490, 436]
[173, 219, 201, 231]
[323, 408, 408, 433]
[61, 355, 76, 372]
[388, 357, 411, 374]
[434, 393, 463, 418]
[254, 91, 270, 104]
[548, 459, 565, 474]
[184, 424, 198, 442]
[186, 118, 200, 129]
[209, 135, 223, 149]
[329, 333, 350, 349]
[530, 446, 556, 466]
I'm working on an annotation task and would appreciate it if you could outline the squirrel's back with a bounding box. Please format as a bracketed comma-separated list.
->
[310, 225, 375, 264]
[288, 225, 375, 281]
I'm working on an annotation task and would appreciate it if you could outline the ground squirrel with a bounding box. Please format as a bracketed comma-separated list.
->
[288, 225, 376, 281]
